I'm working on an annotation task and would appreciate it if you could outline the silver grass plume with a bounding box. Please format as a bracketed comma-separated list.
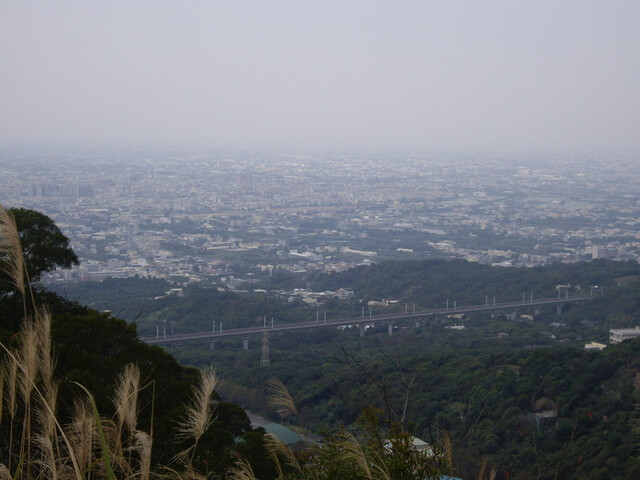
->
[36, 382, 58, 441]
[0, 361, 4, 427]
[35, 434, 59, 480]
[439, 427, 454, 476]
[175, 368, 217, 463]
[226, 458, 258, 480]
[0, 204, 25, 300]
[6, 356, 18, 420]
[132, 430, 152, 480]
[2, 321, 84, 480]
[113, 363, 141, 434]
[265, 378, 298, 421]
[0, 464, 10, 480]
[335, 431, 372, 479]
[36, 308, 55, 389]
[35, 308, 58, 439]
[263, 432, 301, 477]
[161, 465, 209, 480]
[17, 317, 39, 405]
[65, 399, 96, 475]
[101, 416, 131, 476]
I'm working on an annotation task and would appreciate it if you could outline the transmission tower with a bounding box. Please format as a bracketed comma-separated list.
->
[260, 331, 270, 367]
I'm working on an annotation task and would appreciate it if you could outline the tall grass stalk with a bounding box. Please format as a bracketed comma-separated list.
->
[34, 309, 60, 463]
[73, 382, 116, 480]
[0, 361, 4, 428]
[34, 435, 58, 480]
[0, 343, 84, 480]
[113, 363, 140, 435]
[133, 430, 153, 480]
[35, 309, 54, 392]
[17, 315, 41, 475]
[65, 399, 95, 476]
[439, 427, 454, 476]
[335, 430, 373, 479]
[263, 432, 302, 477]
[0, 464, 10, 480]
[175, 368, 217, 464]
[0, 205, 26, 313]
[226, 458, 258, 480]
[265, 378, 298, 422]
[5, 356, 18, 471]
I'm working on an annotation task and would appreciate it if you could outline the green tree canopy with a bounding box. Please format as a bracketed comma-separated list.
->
[8, 207, 78, 282]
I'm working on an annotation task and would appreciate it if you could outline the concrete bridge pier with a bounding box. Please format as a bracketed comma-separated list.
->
[388, 323, 394, 336]
[556, 304, 563, 315]
[534, 307, 541, 316]
[360, 324, 366, 337]
[209, 339, 216, 350]
[243, 337, 249, 350]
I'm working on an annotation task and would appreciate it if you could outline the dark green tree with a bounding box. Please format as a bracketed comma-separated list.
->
[8, 207, 78, 282]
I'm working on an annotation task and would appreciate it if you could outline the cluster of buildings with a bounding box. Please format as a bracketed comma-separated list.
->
[1, 149, 639, 288]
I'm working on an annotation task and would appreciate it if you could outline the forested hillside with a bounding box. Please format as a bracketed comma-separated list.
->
[50, 259, 640, 338]
[309, 258, 640, 305]
[45, 258, 640, 479]
[180, 325, 640, 480]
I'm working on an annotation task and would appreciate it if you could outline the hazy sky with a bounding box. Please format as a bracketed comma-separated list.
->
[1, 1, 639, 154]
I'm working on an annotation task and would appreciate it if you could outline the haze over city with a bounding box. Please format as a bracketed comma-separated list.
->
[2, 0, 639, 155]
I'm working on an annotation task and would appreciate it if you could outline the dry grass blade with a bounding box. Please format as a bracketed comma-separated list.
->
[265, 378, 298, 421]
[7, 357, 18, 419]
[36, 308, 55, 386]
[0, 362, 4, 427]
[226, 458, 257, 480]
[335, 430, 372, 479]
[160, 465, 210, 480]
[0, 464, 10, 480]
[174, 368, 217, 464]
[33, 308, 59, 440]
[34, 434, 59, 480]
[0, 204, 25, 300]
[17, 316, 40, 472]
[103, 416, 133, 477]
[36, 381, 58, 440]
[439, 427, 454, 475]
[366, 448, 392, 480]
[263, 432, 301, 476]
[4, 354, 18, 472]
[65, 399, 96, 475]
[0, 345, 84, 480]
[478, 456, 488, 480]
[72, 382, 116, 480]
[113, 363, 141, 434]
[133, 430, 152, 480]
[18, 317, 39, 404]
[489, 466, 498, 480]
[176, 368, 217, 441]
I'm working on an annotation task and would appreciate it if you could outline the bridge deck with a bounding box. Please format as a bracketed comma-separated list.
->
[141, 295, 593, 346]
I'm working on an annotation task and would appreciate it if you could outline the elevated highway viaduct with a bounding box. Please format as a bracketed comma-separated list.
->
[141, 295, 593, 347]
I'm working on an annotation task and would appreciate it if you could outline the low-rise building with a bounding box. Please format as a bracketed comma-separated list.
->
[609, 327, 640, 344]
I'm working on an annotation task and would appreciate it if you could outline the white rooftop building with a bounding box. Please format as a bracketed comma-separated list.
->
[609, 327, 640, 344]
